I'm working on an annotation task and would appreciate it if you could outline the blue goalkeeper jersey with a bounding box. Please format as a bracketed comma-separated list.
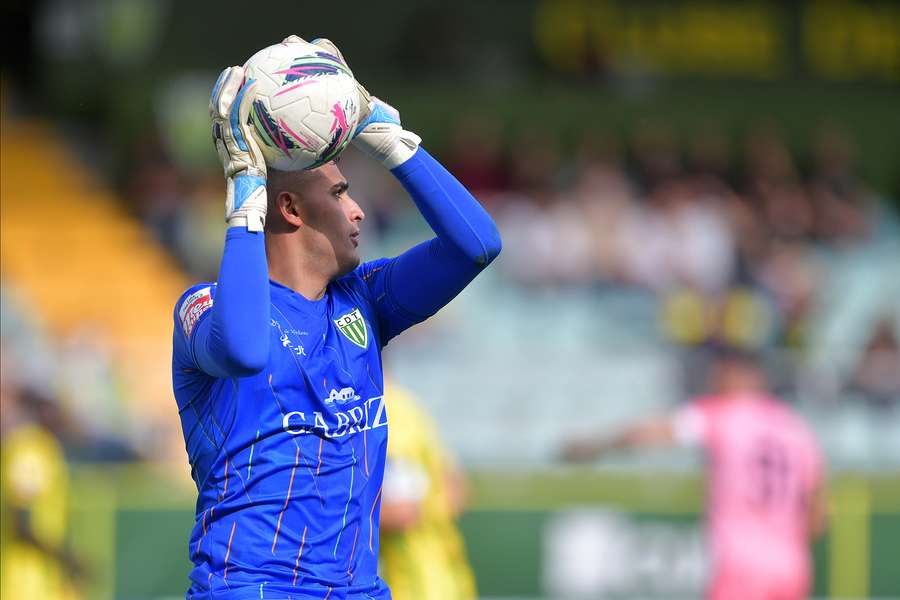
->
[173, 266, 402, 599]
[171, 148, 501, 600]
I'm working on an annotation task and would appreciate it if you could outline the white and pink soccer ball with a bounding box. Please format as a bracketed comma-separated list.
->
[244, 39, 361, 171]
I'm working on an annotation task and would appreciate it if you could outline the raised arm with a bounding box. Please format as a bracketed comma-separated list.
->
[383, 146, 501, 317]
[560, 402, 709, 463]
[560, 416, 678, 463]
[393, 146, 501, 266]
[351, 93, 500, 335]
[177, 66, 271, 378]
[190, 228, 270, 377]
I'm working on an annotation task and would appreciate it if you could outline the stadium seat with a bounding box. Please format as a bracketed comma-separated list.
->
[1, 117, 188, 458]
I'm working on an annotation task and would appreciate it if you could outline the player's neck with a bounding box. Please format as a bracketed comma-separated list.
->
[266, 236, 332, 301]
[721, 383, 766, 399]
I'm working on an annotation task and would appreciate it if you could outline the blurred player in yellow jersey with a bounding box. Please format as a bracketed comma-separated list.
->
[379, 381, 477, 599]
[1, 385, 82, 600]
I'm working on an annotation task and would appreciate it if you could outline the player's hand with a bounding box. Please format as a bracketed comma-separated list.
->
[284, 35, 421, 169]
[210, 66, 267, 232]
[351, 97, 422, 170]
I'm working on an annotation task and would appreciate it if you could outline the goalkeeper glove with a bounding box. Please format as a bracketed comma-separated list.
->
[210, 66, 267, 231]
[284, 35, 421, 169]
[352, 97, 421, 170]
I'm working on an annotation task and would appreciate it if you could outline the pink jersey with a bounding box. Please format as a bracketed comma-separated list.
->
[674, 393, 824, 600]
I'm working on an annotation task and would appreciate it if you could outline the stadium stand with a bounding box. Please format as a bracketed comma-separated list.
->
[1, 117, 188, 459]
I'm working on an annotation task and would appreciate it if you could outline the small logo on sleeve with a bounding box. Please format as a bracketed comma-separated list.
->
[178, 287, 213, 337]
[334, 308, 368, 349]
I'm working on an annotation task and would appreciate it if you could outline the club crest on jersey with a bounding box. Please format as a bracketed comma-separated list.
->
[334, 308, 368, 349]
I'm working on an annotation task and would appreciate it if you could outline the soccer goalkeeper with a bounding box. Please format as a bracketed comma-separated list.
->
[171, 38, 500, 599]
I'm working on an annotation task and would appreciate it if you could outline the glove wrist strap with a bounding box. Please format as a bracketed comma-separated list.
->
[227, 212, 266, 232]
[354, 126, 421, 170]
[226, 175, 268, 232]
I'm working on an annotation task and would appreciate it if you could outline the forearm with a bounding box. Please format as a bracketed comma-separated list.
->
[370, 148, 501, 330]
[378, 237, 483, 324]
[391, 147, 501, 265]
[195, 227, 270, 377]
[562, 434, 621, 463]
[562, 418, 676, 462]
[619, 419, 677, 448]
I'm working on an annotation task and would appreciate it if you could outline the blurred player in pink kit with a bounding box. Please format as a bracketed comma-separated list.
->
[562, 348, 827, 600]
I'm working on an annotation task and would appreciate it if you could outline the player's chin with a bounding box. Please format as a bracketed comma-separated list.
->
[336, 252, 361, 278]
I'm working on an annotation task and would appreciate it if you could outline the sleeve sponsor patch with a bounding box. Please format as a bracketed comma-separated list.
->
[178, 286, 213, 338]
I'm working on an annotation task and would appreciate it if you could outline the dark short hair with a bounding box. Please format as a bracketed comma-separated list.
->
[706, 342, 762, 368]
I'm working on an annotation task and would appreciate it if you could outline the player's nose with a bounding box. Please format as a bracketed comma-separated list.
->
[346, 195, 365, 223]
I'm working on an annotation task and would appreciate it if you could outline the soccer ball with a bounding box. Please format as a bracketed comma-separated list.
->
[243, 39, 361, 171]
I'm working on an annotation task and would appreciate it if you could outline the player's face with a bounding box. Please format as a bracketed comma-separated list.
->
[708, 358, 765, 395]
[296, 163, 365, 278]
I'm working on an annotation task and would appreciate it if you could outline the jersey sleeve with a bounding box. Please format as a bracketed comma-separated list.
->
[172, 227, 270, 379]
[351, 147, 502, 345]
[173, 283, 217, 373]
[354, 242, 486, 345]
[672, 399, 713, 447]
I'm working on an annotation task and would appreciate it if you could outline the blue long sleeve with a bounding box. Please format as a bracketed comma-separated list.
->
[366, 147, 501, 341]
[392, 147, 502, 266]
[190, 228, 270, 378]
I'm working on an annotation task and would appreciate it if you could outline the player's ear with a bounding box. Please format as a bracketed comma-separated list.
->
[266, 167, 305, 230]
[276, 191, 304, 228]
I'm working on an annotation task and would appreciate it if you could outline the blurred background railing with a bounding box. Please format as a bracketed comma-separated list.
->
[2, 0, 899, 598]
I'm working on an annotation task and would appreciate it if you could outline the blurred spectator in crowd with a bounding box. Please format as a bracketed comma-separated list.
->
[380, 381, 477, 600]
[507, 128, 562, 196]
[758, 182, 815, 242]
[630, 120, 682, 192]
[1, 379, 84, 600]
[173, 172, 227, 280]
[756, 241, 821, 349]
[127, 131, 186, 254]
[572, 152, 634, 282]
[848, 319, 900, 409]
[620, 179, 734, 293]
[687, 125, 736, 186]
[493, 129, 587, 289]
[445, 114, 509, 207]
[808, 126, 870, 244]
[743, 124, 798, 192]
